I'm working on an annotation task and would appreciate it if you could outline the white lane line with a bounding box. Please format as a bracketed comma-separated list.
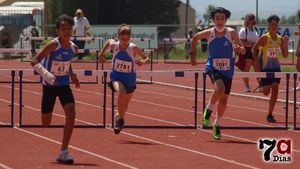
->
[2, 84, 300, 134]
[2, 84, 300, 163]
[121, 130, 259, 169]
[0, 122, 137, 168]
[0, 102, 258, 168]
[143, 80, 299, 105]
[14, 127, 139, 169]
[73, 88, 288, 128]
[0, 163, 12, 169]
[6, 83, 300, 137]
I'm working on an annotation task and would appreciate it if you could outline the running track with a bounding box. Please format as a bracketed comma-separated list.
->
[0, 60, 300, 169]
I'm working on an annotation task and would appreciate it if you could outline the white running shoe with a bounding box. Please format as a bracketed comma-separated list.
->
[56, 150, 74, 164]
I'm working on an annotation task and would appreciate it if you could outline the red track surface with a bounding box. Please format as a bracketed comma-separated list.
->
[1, 60, 300, 169]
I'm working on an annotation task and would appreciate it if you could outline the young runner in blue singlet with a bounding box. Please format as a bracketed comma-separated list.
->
[190, 7, 245, 140]
[98, 24, 149, 134]
[31, 15, 80, 164]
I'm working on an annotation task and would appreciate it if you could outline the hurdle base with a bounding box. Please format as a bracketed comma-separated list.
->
[123, 125, 197, 129]
[292, 127, 300, 130]
[0, 125, 13, 128]
[201, 126, 289, 130]
[17, 124, 105, 128]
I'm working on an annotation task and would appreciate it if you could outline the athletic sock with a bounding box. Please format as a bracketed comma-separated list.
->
[206, 103, 215, 112]
[214, 113, 222, 126]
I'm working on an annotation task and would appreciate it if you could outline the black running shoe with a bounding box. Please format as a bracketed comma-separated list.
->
[114, 117, 124, 134]
[267, 114, 276, 123]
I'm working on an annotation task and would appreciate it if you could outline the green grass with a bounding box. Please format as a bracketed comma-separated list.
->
[281, 66, 297, 72]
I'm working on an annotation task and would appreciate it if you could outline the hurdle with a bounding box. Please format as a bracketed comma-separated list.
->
[137, 49, 155, 84]
[17, 69, 108, 128]
[20, 36, 103, 62]
[0, 70, 15, 128]
[202, 72, 291, 130]
[110, 70, 199, 129]
[0, 48, 100, 84]
[293, 73, 300, 130]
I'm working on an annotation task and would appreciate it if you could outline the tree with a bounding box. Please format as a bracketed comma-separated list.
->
[287, 15, 297, 24]
[203, 5, 216, 25]
[44, 0, 181, 37]
[280, 15, 287, 24]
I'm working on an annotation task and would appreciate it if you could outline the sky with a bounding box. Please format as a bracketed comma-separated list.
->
[182, 0, 300, 20]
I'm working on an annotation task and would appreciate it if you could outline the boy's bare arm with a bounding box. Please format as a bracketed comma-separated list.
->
[251, 36, 267, 71]
[98, 39, 115, 63]
[133, 46, 149, 65]
[31, 40, 57, 66]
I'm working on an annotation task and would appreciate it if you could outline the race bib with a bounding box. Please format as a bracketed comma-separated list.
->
[114, 59, 132, 73]
[50, 60, 70, 76]
[213, 58, 230, 71]
[267, 48, 281, 58]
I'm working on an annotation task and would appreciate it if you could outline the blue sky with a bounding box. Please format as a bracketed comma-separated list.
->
[182, 0, 300, 20]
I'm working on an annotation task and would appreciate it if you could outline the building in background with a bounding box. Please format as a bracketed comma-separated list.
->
[176, 2, 196, 38]
[0, 0, 43, 49]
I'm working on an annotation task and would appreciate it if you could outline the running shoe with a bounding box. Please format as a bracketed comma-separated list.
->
[56, 150, 74, 164]
[202, 108, 212, 128]
[267, 114, 276, 123]
[114, 117, 125, 134]
[212, 124, 221, 140]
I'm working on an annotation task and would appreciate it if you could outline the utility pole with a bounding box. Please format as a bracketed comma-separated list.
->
[185, 0, 189, 38]
[256, 0, 259, 24]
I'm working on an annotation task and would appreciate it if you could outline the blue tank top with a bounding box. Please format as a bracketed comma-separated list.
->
[110, 42, 136, 86]
[42, 37, 76, 86]
[206, 27, 235, 78]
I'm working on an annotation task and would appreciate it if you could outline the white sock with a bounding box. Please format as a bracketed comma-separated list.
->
[214, 113, 222, 126]
[206, 103, 215, 112]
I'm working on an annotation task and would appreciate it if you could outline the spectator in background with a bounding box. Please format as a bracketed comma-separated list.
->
[73, 8, 91, 60]
[238, 13, 260, 92]
[0, 31, 11, 59]
[31, 21, 41, 49]
[196, 20, 208, 53]
[185, 28, 193, 58]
